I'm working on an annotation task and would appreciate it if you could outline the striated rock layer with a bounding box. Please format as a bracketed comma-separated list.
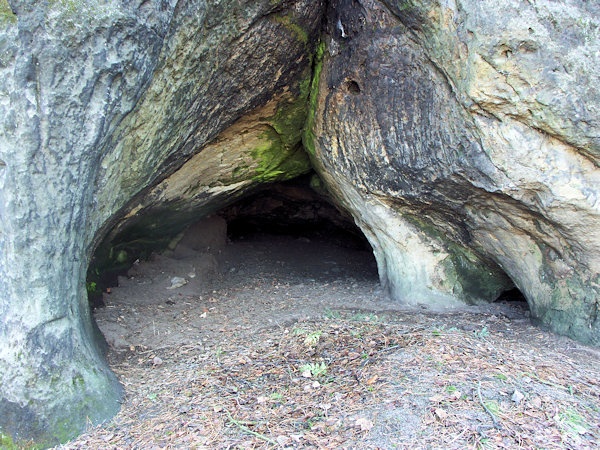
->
[1, 0, 599, 445]
[306, 0, 600, 343]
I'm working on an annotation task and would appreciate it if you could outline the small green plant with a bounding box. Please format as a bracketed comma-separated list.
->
[86, 281, 99, 294]
[493, 373, 508, 381]
[300, 362, 328, 377]
[215, 346, 224, 363]
[324, 309, 341, 320]
[484, 400, 500, 416]
[350, 312, 379, 322]
[0, 431, 15, 448]
[270, 392, 283, 400]
[292, 327, 307, 336]
[146, 393, 158, 402]
[304, 331, 322, 347]
[445, 385, 457, 393]
[556, 408, 589, 437]
[474, 326, 489, 338]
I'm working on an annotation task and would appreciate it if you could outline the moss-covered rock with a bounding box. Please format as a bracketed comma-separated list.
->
[308, 0, 600, 345]
[0, 0, 324, 445]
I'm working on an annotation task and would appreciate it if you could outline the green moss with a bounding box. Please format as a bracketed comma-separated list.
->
[271, 14, 308, 45]
[403, 214, 512, 304]
[309, 173, 327, 196]
[303, 40, 326, 156]
[47, 0, 82, 13]
[250, 127, 310, 183]
[248, 66, 314, 183]
[0, 431, 16, 449]
[0, 0, 17, 25]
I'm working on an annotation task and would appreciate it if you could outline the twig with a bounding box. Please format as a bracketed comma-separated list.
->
[225, 411, 277, 445]
[477, 380, 502, 430]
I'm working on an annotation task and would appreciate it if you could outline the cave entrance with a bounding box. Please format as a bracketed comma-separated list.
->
[493, 286, 530, 317]
[89, 172, 531, 353]
[91, 174, 381, 351]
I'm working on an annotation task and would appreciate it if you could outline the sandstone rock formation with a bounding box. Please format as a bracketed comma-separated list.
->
[307, 0, 600, 342]
[0, 0, 323, 445]
[1, 0, 599, 445]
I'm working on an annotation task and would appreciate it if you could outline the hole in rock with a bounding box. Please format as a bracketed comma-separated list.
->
[91, 174, 383, 352]
[345, 79, 361, 94]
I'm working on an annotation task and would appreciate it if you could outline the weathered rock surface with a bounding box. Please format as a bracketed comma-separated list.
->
[1, 0, 600, 445]
[306, 0, 600, 343]
[0, 0, 323, 445]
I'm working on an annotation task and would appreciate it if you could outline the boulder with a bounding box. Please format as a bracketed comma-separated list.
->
[305, 0, 600, 342]
[0, 0, 323, 445]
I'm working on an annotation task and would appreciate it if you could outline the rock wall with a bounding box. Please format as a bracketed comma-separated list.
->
[1, 0, 599, 445]
[0, 0, 323, 445]
[306, 0, 600, 342]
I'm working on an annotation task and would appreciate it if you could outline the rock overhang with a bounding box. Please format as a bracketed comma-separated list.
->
[1, 0, 600, 446]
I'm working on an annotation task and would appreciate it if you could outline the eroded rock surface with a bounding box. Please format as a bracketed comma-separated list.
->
[0, 0, 323, 445]
[306, 0, 600, 344]
[1, 0, 600, 446]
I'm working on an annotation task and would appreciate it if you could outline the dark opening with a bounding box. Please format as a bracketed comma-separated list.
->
[345, 80, 361, 94]
[494, 287, 530, 315]
[87, 173, 379, 309]
[220, 174, 371, 250]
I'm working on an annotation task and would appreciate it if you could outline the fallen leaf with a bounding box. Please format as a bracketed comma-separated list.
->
[512, 389, 525, 404]
[449, 390, 462, 401]
[276, 435, 290, 445]
[429, 394, 444, 403]
[290, 433, 304, 443]
[367, 375, 378, 385]
[530, 397, 542, 408]
[435, 408, 448, 420]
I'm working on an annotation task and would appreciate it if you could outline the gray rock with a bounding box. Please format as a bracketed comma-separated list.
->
[0, 0, 324, 445]
[1, 0, 599, 445]
[306, 0, 600, 345]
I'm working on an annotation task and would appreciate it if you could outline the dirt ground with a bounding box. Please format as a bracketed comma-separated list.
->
[58, 231, 600, 449]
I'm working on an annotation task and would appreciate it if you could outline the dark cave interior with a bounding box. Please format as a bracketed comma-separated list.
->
[87, 172, 527, 312]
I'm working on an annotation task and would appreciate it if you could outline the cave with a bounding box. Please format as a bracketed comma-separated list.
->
[88, 173, 388, 353]
[86, 173, 378, 305]
[2, 0, 598, 446]
[88, 171, 531, 356]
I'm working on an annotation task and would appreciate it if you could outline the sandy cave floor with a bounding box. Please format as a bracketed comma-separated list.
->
[58, 233, 600, 449]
